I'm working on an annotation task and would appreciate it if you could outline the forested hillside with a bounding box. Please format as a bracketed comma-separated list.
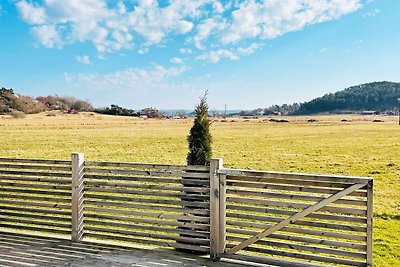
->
[294, 81, 400, 115]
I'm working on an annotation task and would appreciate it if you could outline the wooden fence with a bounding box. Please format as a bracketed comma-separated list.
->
[0, 154, 373, 267]
[0, 157, 72, 237]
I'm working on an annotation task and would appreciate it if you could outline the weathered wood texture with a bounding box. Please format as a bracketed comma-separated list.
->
[0, 157, 72, 237]
[83, 159, 211, 253]
[71, 153, 85, 242]
[209, 158, 223, 260]
[220, 168, 373, 267]
[0, 232, 240, 267]
[0, 155, 373, 267]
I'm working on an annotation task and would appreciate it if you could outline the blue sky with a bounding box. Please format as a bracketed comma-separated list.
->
[0, 0, 399, 110]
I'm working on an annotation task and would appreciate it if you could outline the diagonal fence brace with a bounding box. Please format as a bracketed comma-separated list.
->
[226, 182, 366, 255]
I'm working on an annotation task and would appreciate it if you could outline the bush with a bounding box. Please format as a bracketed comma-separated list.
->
[10, 110, 26, 119]
[187, 92, 212, 165]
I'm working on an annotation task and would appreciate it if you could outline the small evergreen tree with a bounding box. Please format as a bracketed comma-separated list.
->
[187, 92, 212, 165]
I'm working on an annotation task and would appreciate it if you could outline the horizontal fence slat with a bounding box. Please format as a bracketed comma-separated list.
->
[228, 244, 366, 266]
[227, 235, 366, 259]
[0, 216, 71, 229]
[0, 163, 71, 172]
[0, 188, 71, 196]
[226, 220, 366, 241]
[85, 161, 209, 172]
[227, 180, 367, 197]
[227, 175, 367, 189]
[85, 193, 209, 208]
[84, 233, 209, 252]
[227, 189, 366, 206]
[0, 224, 71, 235]
[227, 227, 366, 250]
[0, 200, 71, 210]
[227, 204, 367, 224]
[227, 196, 367, 216]
[0, 181, 71, 190]
[0, 158, 70, 165]
[85, 187, 209, 200]
[0, 194, 70, 203]
[84, 180, 209, 193]
[85, 207, 210, 223]
[0, 170, 70, 178]
[227, 212, 367, 232]
[0, 211, 70, 222]
[85, 167, 209, 179]
[0, 175, 71, 184]
[85, 213, 209, 231]
[85, 226, 209, 245]
[221, 169, 371, 184]
[85, 174, 209, 185]
[85, 219, 209, 238]
[0, 205, 71, 216]
[85, 200, 210, 216]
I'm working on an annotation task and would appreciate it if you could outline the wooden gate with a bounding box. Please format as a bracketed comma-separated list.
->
[210, 164, 373, 267]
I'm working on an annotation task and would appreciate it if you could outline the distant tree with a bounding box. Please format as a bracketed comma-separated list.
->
[175, 110, 187, 118]
[139, 107, 164, 118]
[96, 104, 134, 116]
[210, 109, 219, 117]
[187, 92, 212, 166]
[36, 95, 93, 112]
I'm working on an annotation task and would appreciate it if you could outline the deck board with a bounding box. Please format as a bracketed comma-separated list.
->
[0, 233, 247, 267]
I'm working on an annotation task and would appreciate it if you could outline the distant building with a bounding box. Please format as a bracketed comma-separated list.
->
[360, 111, 379, 115]
[139, 108, 164, 118]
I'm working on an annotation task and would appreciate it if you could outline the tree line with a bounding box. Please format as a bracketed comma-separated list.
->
[241, 81, 400, 116]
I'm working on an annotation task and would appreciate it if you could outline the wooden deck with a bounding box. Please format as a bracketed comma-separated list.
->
[0, 233, 243, 267]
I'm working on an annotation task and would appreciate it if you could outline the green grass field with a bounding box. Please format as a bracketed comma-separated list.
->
[0, 113, 399, 266]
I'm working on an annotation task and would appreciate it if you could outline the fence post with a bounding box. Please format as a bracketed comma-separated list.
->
[218, 173, 227, 257]
[210, 158, 223, 261]
[71, 152, 85, 242]
[366, 180, 373, 267]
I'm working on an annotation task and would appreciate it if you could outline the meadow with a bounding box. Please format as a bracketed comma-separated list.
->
[0, 112, 399, 266]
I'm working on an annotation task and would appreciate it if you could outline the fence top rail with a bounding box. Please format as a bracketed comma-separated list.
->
[0, 157, 71, 165]
[218, 168, 372, 183]
[85, 161, 210, 172]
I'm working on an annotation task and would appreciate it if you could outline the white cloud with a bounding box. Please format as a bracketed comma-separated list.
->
[364, 9, 381, 17]
[220, 0, 363, 44]
[138, 47, 149, 54]
[66, 64, 188, 88]
[179, 48, 192, 54]
[197, 43, 259, 63]
[65, 64, 191, 107]
[196, 49, 239, 63]
[31, 25, 61, 48]
[237, 43, 259, 56]
[76, 55, 91, 65]
[170, 57, 184, 64]
[16, 1, 46, 24]
[16, 0, 363, 60]
[192, 18, 226, 49]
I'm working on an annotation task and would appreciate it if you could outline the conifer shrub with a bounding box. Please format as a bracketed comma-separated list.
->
[187, 92, 212, 165]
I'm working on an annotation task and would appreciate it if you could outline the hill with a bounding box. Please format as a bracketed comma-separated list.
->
[293, 81, 400, 115]
[0, 87, 93, 115]
[0, 87, 46, 114]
